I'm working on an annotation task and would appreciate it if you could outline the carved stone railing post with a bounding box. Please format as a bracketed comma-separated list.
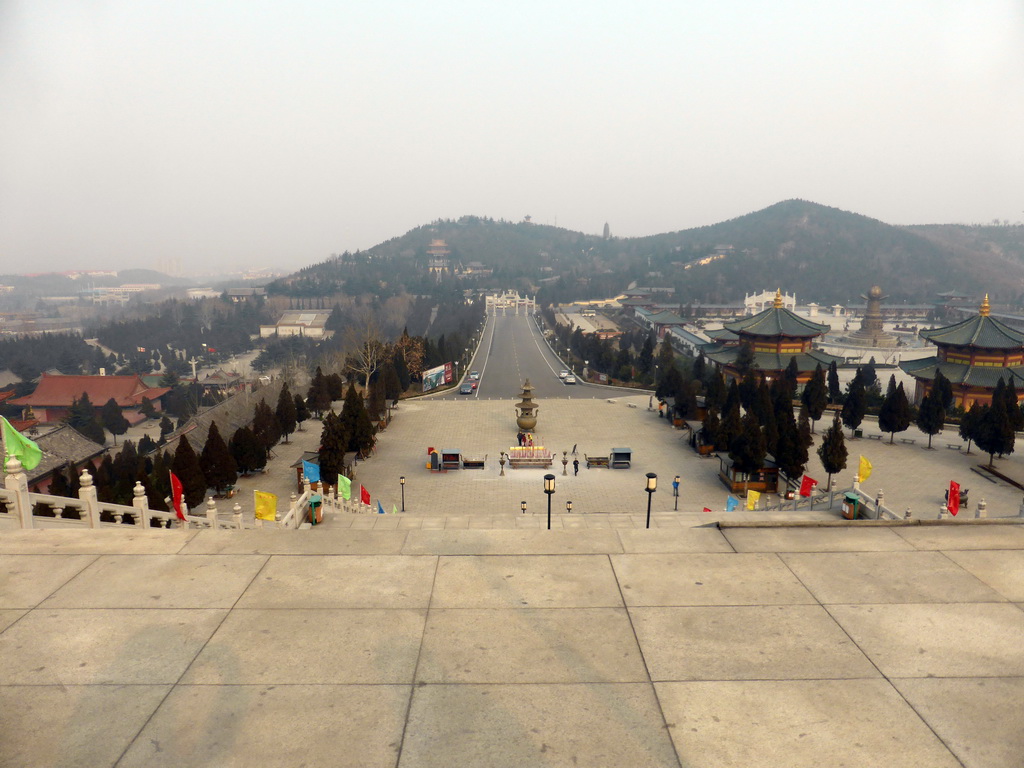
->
[233, 502, 243, 529]
[4, 457, 32, 529]
[206, 497, 218, 528]
[975, 498, 987, 519]
[132, 481, 151, 531]
[78, 469, 101, 528]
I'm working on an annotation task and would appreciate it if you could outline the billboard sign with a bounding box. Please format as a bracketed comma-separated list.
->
[422, 363, 454, 393]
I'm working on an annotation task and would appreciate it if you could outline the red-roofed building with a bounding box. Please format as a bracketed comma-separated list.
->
[10, 373, 171, 424]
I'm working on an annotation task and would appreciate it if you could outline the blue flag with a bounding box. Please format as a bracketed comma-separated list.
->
[377, 500, 386, 515]
[302, 460, 320, 483]
[726, 495, 739, 512]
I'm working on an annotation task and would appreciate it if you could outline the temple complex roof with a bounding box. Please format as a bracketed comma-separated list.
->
[723, 290, 829, 339]
[899, 357, 1024, 389]
[919, 296, 1024, 349]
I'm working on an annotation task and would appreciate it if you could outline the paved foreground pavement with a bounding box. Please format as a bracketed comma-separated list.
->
[2, 522, 1023, 767]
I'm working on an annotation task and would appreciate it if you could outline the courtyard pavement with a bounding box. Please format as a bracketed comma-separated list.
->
[1, 522, 1022, 767]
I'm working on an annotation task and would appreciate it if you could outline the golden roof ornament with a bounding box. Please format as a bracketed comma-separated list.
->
[773, 288, 783, 309]
[980, 294, 990, 317]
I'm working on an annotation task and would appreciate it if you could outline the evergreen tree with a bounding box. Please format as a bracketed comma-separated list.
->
[392, 350, 411, 391]
[293, 393, 310, 431]
[701, 408, 720, 449]
[878, 381, 912, 443]
[230, 426, 265, 475]
[774, 387, 805, 483]
[318, 411, 347, 488]
[94, 455, 115, 503]
[739, 369, 759, 413]
[172, 436, 207, 511]
[381, 361, 402, 401]
[915, 388, 946, 449]
[756, 382, 778, 455]
[783, 356, 800, 396]
[367, 380, 387, 422]
[932, 370, 954, 411]
[65, 393, 106, 445]
[252, 398, 281, 452]
[111, 440, 139, 504]
[735, 342, 756, 376]
[140, 396, 156, 419]
[327, 373, 345, 402]
[976, 385, 1015, 465]
[48, 463, 72, 498]
[959, 401, 982, 454]
[827, 360, 842, 404]
[159, 415, 174, 439]
[101, 397, 130, 446]
[692, 351, 707, 385]
[655, 365, 683, 404]
[797, 404, 812, 474]
[307, 366, 331, 417]
[801, 364, 828, 433]
[200, 423, 237, 494]
[1003, 380, 1023, 433]
[147, 451, 171, 511]
[275, 383, 297, 443]
[704, 370, 726, 412]
[817, 416, 848, 492]
[885, 374, 897, 400]
[716, 398, 742, 452]
[841, 369, 867, 436]
[638, 329, 656, 376]
[138, 434, 157, 455]
[729, 411, 767, 497]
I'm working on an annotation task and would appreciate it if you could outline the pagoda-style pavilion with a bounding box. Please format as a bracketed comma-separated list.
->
[900, 295, 1024, 408]
[701, 289, 842, 384]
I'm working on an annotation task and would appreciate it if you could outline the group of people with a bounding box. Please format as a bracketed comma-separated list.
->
[515, 431, 535, 446]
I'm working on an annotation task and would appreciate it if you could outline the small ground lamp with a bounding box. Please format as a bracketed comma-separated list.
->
[521, 500, 527, 514]
[645, 472, 658, 529]
[566, 500, 573, 514]
[400, 476, 406, 512]
[544, 473, 556, 530]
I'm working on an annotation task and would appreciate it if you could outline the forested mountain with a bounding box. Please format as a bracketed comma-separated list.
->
[269, 203, 1024, 306]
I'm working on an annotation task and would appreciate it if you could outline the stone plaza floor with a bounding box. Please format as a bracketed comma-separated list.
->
[1, 522, 1023, 767]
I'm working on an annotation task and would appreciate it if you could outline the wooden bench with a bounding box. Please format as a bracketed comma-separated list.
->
[585, 454, 610, 468]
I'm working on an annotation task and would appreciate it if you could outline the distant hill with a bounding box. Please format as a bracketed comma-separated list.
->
[274, 203, 1024, 306]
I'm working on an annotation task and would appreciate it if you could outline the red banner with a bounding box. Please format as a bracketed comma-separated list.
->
[170, 471, 185, 520]
[360, 484, 371, 506]
[948, 481, 960, 516]
[799, 476, 818, 497]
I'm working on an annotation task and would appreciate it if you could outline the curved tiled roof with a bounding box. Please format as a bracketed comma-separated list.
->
[10, 373, 170, 408]
[702, 345, 843, 372]
[919, 315, 1024, 350]
[899, 357, 1024, 388]
[723, 306, 829, 339]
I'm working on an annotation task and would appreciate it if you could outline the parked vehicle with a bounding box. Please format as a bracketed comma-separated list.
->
[564, 375, 577, 384]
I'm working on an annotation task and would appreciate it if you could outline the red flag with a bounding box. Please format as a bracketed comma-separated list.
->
[702, 507, 712, 513]
[169, 471, 186, 520]
[799, 476, 818, 497]
[948, 481, 960, 516]
[360, 484, 371, 505]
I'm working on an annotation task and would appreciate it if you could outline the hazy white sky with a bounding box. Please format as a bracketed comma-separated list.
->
[1, 0, 1022, 275]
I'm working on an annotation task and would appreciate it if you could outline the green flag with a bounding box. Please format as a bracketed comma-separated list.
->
[337, 474, 351, 500]
[1, 416, 42, 471]
[391, 503, 398, 514]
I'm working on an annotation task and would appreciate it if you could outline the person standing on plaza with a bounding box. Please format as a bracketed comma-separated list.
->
[573, 457, 579, 475]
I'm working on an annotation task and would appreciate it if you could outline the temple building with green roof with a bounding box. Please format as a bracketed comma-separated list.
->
[701, 289, 843, 384]
[900, 295, 1024, 408]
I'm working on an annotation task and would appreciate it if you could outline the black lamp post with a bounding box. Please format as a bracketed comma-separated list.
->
[544, 473, 556, 530]
[400, 476, 406, 512]
[521, 499, 527, 514]
[566, 500, 573, 514]
[645, 472, 658, 529]
[673, 474, 680, 511]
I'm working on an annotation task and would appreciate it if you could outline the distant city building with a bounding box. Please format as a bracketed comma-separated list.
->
[426, 239, 451, 275]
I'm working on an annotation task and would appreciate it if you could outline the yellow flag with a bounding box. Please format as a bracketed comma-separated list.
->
[254, 490, 277, 521]
[859, 455, 873, 482]
[746, 490, 761, 510]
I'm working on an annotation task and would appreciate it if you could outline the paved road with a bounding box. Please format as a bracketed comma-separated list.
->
[439, 311, 606, 400]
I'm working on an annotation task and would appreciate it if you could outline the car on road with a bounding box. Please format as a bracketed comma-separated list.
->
[459, 383, 474, 394]
[564, 374, 577, 385]
[471, 381, 478, 390]
[469, 371, 480, 381]
[558, 369, 569, 379]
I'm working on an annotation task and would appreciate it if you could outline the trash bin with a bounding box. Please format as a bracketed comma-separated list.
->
[854, 428, 863, 438]
[842, 492, 860, 520]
